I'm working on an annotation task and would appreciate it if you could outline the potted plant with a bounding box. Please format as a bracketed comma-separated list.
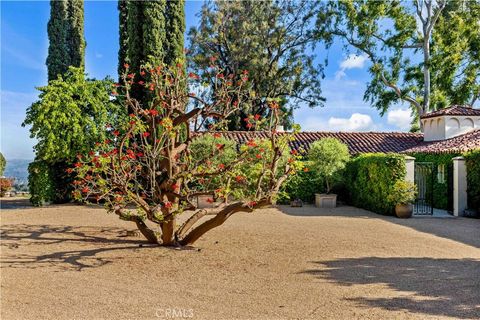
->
[388, 180, 417, 218]
[308, 138, 350, 208]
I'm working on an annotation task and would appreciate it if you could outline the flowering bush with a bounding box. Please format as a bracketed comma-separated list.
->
[388, 180, 417, 205]
[0, 177, 13, 197]
[71, 62, 301, 246]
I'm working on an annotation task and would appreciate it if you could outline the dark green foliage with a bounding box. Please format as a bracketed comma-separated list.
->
[66, 0, 85, 69]
[278, 167, 323, 204]
[51, 161, 76, 203]
[118, 0, 128, 81]
[143, 0, 167, 66]
[165, 0, 185, 66]
[464, 150, 480, 211]
[346, 153, 406, 215]
[188, 0, 322, 130]
[28, 160, 54, 206]
[46, 1, 69, 81]
[46, 0, 85, 81]
[121, 0, 185, 101]
[409, 153, 460, 210]
[0, 152, 5, 176]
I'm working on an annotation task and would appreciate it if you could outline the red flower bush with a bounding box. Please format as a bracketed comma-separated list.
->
[71, 62, 301, 246]
[0, 177, 13, 197]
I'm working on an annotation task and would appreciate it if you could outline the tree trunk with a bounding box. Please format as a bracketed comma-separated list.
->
[161, 218, 176, 246]
[179, 199, 269, 246]
[135, 220, 158, 244]
[423, 29, 431, 114]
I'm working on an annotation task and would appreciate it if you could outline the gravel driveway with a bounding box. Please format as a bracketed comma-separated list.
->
[1, 198, 479, 319]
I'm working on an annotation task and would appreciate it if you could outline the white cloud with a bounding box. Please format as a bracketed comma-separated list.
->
[328, 113, 375, 132]
[387, 108, 412, 131]
[335, 54, 369, 80]
[340, 54, 368, 70]
[95, 52, 103, 59]
[298, 113, 377, 132]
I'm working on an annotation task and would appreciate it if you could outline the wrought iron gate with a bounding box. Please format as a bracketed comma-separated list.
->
[414, 162, 434, 215]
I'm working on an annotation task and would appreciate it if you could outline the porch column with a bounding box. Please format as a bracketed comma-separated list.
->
[404, 156, 415, 183]
[452, 156, 467, 217]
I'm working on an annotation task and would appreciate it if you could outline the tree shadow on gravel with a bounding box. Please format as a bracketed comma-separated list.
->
[0, 198, 33, 210]
[0, 224, 154, 271]
[303, 257, 480, 319]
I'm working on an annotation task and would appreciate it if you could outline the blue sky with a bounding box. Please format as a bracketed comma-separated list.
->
[1, 0, 413, 160]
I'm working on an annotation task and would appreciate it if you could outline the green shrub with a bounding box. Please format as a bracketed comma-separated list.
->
[388, 180, 417, 205]
[278, 162, 323, 204]
[0, 152, 5, 176]
[464, 149, 480, 211]
[346, 153, 406, 215]
[28, 160, 54, 206]
[409, 153, 459, 210]
[308, 138, 350, 193]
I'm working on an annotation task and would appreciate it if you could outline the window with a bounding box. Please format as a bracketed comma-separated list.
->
[437, 164, 445, 183]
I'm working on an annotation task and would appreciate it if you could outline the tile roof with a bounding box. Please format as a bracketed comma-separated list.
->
[221, 131, 424, 155]
[420, 105, 480, 119]
[403, 129, 480, 154]
[219, 129, 480, 155]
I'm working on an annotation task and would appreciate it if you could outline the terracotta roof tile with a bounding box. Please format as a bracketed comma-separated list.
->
[420, 105, 480, 119]
[219, 129, 480, 155]
[221, 131, 424, 155]
[403, 129, 480, 154]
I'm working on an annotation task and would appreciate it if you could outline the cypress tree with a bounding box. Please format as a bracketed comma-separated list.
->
[120, 0, 185, 102]
[46, 0, 85, 81]
[126, 1, 145, 100]
[46, 1, 69, 81]
[42, 0, 86, 204]
[67, 0, 85, 70]
[142, 0, 167, 66]
[118, 0, 129, 81]
[165, 0, 185, 66]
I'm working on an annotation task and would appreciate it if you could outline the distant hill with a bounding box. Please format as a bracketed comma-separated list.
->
[4, 159, 31, 184]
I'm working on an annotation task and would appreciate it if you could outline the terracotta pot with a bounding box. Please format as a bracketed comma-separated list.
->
[395, 203, 413, 218]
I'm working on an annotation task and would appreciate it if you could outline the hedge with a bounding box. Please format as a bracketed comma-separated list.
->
[464, 149, 480, 211]
[28, 160, 54, 206]
[345, 153, 406, 215]
[408, 153, 460, 210]
[278, 164, 323, 204]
